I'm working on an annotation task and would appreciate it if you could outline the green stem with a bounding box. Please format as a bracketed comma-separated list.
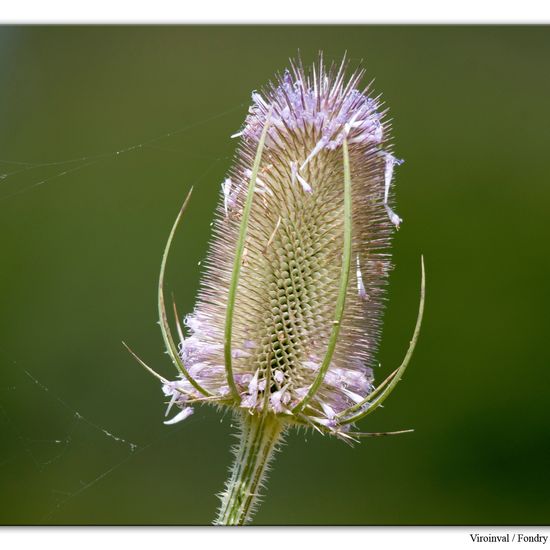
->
[215, 413, 285, 525]
[224, 111, 272, 401]
[292, 137, 353, 414]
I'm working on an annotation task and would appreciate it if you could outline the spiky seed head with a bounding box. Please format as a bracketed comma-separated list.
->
[163, 55, 403, 436]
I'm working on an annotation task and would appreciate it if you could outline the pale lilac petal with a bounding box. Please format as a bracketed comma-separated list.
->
[356, 255, 367, 300]
[296, 172, 313, 194]
[383, 154, 404, 227]
[163, 407, 194, 425]
[222, 177, 233, 216]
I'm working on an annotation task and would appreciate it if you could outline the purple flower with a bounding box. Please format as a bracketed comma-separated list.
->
[156, 55, 417, 440]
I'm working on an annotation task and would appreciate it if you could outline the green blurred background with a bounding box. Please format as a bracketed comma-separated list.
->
[0, 26, 548, 525]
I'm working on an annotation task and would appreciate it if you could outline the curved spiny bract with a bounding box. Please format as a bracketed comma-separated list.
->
[162, 56, 404, 437]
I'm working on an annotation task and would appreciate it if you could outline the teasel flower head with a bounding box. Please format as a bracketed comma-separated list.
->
[126, 54, 424, 525]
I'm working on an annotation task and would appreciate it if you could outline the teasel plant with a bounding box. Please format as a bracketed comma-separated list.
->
[125, 54, 425, 526]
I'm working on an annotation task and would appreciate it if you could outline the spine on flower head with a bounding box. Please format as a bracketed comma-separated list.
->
[164, 56, 403, 434]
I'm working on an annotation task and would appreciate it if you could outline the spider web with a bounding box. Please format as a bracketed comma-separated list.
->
[0, 103, 243, 523]
[0, 102, 243, 202]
